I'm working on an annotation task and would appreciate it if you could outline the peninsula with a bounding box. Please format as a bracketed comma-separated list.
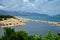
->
[0, 15, 27, 28]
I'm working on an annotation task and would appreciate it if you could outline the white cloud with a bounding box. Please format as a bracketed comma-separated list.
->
[23, 0, 29, 3]
[0, 6, 6, 10]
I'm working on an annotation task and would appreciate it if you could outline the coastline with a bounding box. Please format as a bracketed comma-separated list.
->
[15, 16, 60, 27]
[0, 16, 60, 28]
[31, 19, 60, 27]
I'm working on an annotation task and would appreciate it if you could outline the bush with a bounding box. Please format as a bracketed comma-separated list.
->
[0, 28, 60, 40]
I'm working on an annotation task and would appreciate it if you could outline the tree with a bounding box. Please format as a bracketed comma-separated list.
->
[44, 31, 55, 40]
[55, 34, 60, 40]
[1, 28, 15, 40]
[16, 30, 28, 40]
[33, 35, 42, 40]
[1, 28, 28, 40]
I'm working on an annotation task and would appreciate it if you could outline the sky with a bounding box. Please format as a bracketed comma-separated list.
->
[0, 0, 60, 15]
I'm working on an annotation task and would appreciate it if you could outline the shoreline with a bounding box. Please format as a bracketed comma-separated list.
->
[31, 19, 60, 27]
[0, 16, 60, 28]
[12, 16, 60, 27]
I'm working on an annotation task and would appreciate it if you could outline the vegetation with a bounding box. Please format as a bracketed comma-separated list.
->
[0, 15, 15, 21]
[0, 28, 60, 40]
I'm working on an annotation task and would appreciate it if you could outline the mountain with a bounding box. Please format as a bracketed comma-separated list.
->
[0, 10, 60, 22]
[0, 10, 49, 16]
[0, 10, 19, 16]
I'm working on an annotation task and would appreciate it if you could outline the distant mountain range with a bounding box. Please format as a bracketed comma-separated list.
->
[0, 10, 60, 22]
[0, 10, 48, 16]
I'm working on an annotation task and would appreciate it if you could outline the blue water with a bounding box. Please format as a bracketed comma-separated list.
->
[18, 16, 60, 22]
[14, 21, 60, 35]
[0, 16, 60, 36]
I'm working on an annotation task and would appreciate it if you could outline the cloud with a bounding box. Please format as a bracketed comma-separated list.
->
[0, 6, 6, 10]
[23, 0, 29, 3]
[0, 0, 60, 15]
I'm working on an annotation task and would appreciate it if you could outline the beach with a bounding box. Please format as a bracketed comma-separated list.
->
[0, 17, 29, 28]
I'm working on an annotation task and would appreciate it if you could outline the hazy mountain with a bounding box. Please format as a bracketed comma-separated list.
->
[0, 10, 49, 16]
[0, 10, 60, 22]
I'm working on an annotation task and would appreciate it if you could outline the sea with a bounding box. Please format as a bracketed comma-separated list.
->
[0, 15, 60, 36]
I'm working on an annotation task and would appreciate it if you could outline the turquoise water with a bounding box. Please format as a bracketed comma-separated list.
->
[18, 16, 60, 22]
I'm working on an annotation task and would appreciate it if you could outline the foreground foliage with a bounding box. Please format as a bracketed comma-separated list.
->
[0, 28, 60, 40]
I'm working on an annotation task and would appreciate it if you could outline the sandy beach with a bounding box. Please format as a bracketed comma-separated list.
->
[0, 17, 29, 28]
